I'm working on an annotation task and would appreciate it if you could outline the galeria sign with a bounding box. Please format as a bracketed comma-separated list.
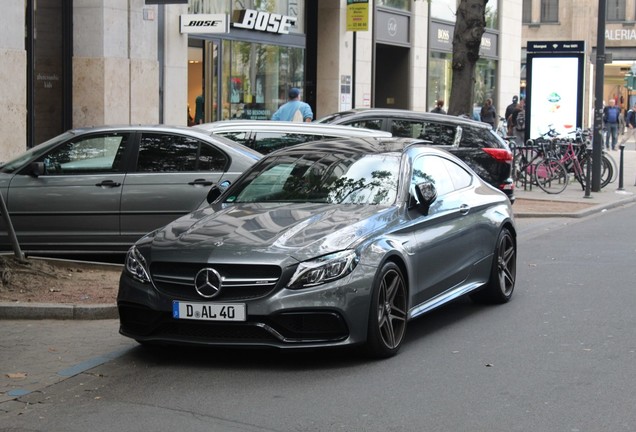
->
[232, 9, 297, 34]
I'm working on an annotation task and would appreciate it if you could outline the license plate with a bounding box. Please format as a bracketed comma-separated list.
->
[172, 301, 246, 322]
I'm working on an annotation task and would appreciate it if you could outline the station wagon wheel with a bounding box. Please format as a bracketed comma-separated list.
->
[471, 227, 516, 304]
[366, 262, 407, 358]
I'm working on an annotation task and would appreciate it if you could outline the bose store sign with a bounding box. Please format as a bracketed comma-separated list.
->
[232, 9, 297, 34]
[180, 14, 228, 34]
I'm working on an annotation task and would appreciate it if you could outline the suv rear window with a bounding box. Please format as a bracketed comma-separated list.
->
[458, 126, 498, 149]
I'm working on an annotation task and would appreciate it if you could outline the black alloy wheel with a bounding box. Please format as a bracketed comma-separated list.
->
[472, 227, 516, 304]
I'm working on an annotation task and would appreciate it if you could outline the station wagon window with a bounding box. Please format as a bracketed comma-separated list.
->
[39, 133, 128, 175]
[342, 119, 384, 131]
[137, 133, 228, 172]
[458, 126, 493, 149]
[390, 120, 457, 146]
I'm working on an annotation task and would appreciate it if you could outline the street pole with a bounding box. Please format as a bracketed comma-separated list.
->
[592, 0, 607, 192]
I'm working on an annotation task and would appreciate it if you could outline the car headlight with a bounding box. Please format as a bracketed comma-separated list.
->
[125, 246, 151, 284]
[287, 250, 359, 289]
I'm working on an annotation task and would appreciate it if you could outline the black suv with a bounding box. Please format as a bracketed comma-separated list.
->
[316, 108, 515, 203]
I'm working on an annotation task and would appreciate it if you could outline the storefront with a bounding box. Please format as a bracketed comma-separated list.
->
[184, 1, 311, 124]
[427, 0, 499, 115]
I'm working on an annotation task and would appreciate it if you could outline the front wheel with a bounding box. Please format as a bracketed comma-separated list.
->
[471, 227, 516, 304]
[365, 262, 408, 358]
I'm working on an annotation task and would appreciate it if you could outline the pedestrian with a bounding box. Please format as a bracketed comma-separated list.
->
[509, 98, 526, 147]
[430, 99, 446, 114]
[194, 93, 204, 124]
[620, 103, 636, 146]
[271, 87, 313, 122]
[603, 98, 621, 150]
[480, 98, 497, 130]
[505, 95, 519, 135]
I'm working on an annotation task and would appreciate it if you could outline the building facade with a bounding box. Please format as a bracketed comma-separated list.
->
[1, 0, 522, 161]
[522, 0, 636, 128]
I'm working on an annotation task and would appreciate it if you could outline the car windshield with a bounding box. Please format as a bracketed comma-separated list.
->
[0, 131, 76, 173]
[225, 151, 400, 205]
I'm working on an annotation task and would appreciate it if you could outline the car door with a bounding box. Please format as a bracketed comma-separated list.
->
[408, 154, 483, 305]
[120, 132, 228, 241]
[5, 132, 130, 250]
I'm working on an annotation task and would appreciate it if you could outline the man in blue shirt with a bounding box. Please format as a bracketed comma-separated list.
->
[271, 88, 313, 122]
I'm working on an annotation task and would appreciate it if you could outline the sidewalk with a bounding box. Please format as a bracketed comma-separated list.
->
[513, 144, 636, 218]
[1, 147, 635, 323]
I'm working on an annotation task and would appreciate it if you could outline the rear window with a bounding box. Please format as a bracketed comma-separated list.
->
[458, 126, 500, 149]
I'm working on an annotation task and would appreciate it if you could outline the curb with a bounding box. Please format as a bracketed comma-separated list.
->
[513, 193, 636, 218]
[0, 302, 118, 320]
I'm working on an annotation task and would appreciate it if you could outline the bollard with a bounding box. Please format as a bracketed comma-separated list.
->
[584, 147, 592, 198]
[618, 143, 625, 191]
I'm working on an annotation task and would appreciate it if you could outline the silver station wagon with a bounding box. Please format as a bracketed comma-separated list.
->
[118, 137, 517, 358]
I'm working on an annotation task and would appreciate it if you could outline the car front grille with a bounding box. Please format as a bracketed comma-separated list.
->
[150, 262, 281, 301]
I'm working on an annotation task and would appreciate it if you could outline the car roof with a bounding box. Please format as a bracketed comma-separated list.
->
[317, 108, 491, 129]
[194, 120, 393, 137]
[264, 136, 450, 157]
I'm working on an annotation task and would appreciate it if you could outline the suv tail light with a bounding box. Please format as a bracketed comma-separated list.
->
[482, 148, 513, 162]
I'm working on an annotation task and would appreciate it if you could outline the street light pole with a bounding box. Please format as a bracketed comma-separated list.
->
[592, 0, 607, 192]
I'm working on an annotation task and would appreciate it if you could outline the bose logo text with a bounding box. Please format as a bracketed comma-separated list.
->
[233, 9, 297, 34]
[185, 20, 223, 28]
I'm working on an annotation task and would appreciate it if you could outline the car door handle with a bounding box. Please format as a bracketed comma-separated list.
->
[95, 180, 121, 188]
[459, 204, 470, 215]
[188, 179, 215, 186]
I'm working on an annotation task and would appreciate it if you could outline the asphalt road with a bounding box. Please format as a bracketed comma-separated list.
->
[1, 203, 635, 431]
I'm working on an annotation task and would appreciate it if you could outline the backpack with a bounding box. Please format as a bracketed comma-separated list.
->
[292, 109, 304, 122]
[515, 109, 526, 131]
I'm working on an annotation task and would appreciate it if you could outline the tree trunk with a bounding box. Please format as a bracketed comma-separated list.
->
[447, 0, 488, 117]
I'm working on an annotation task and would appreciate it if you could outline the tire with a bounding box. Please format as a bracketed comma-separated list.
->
[365, 262, 408, 358]
[534, 158, 568, 194]
[580, 155, 613, 189]
[471, 227, 516, 304]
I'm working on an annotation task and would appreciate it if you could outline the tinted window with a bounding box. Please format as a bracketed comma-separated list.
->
[388, 119, 457, 145]
[39, 133, 128, 175]
[137, 133, 227, 172]
[342, 119, 384, 131]
[412, 155, 454, 197]
[458, 126, 495, 149]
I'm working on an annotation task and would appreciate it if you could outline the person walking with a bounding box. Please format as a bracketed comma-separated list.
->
[505, 96, 519, 135]
[271, 87, 313, 122]
[603, 98, 621, 150]
[509, 98, 526, 147]
[620, 103, 636, 146]
[430, 100, 446, 114]
[480, 98, 497, 130]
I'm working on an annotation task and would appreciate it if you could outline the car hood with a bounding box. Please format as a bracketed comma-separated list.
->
[145, 203, 398, 263]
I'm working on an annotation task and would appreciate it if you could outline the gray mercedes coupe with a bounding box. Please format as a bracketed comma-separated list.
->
[118, 137, 517, 358]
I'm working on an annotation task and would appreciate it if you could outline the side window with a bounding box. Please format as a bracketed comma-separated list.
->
[443, 158, 473, 190]
[342, 119, 384, 131]
[40, 133, 128, 175]
[391, 120, 425, 138]
[417, 122, 457, 146]
[458, 126, 492, 149]
[411, 155, 454, 198]
[216, 131, 252, 147]
[137, 133, 227, 172]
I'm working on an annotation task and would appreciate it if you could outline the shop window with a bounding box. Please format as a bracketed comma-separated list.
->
[540, 0, 558, 23]
[606, 0, 626, 21]
[224, 40, 305, 121]
[376, 0, 411, 11]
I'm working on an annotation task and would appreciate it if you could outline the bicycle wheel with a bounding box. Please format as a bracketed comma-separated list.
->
[534, 159, 568, 194]
[580, 155, 614, 189]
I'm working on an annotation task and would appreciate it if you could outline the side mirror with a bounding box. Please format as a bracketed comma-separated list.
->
[30, 162, 46, 177]
[414, 182, 437, 213]
[206, 180, 231, 204]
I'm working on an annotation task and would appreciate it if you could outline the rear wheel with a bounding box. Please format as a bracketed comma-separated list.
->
[534, 159, 568, 194]
[471, 227, 516, 304]
[365, 262, 407, 358]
